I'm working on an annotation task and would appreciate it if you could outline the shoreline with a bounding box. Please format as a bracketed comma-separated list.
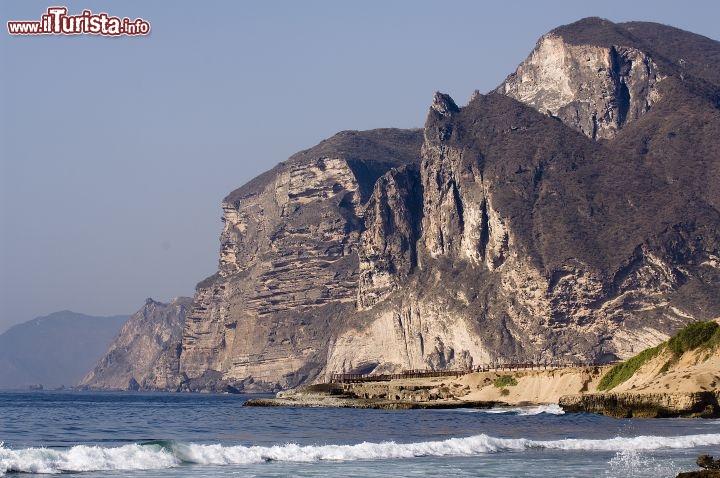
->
[244, 366, 720, 418]
[245, 396, 502, 410]
[244, 366, 601, 411]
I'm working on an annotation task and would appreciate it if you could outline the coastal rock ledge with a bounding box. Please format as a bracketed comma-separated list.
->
[559, 392, 720, 418]
[676, 454, 720, 478]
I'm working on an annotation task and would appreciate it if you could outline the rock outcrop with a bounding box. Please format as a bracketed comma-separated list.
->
[498, 17, 720, 140]
[498, 22, 664, 139]
[357, 163, 423, 309]
[80, 297, 190, 391]
[559, 391, 720, 418]
[696, 456, 720, 471]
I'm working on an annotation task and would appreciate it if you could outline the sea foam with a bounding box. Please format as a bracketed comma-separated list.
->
[464, 403, 565, 415]
[0, 443, 178, 475]
[2, 432, 720, 474]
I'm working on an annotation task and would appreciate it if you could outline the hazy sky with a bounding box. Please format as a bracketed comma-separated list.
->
[1, 1, 718, 333]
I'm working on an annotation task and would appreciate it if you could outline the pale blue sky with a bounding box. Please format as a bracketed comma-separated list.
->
[1, 1, 718, 332]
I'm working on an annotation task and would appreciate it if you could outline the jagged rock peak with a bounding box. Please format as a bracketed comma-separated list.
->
[431, 92, 460, 117]
[498, 17, 720, 140]
[551, 17, 720, 87]
[498, 19, 665, 140]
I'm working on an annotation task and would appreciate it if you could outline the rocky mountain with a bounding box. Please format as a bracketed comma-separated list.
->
[0, 311, 128, 389]
[90, 18, 720, 392]
[80, 297, 190, 391]
[179, 129, 424, 391]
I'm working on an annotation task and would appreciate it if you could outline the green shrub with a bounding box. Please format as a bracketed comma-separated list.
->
[708, 331, 720, 351]
[597, 344, 663, 391]
[493, 375, 518, 388]
[668, 321, 720, 356]
[500, 388, 510, 396]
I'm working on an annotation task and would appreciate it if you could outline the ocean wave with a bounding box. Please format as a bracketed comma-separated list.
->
[0, 442, 178, 475]
[2, 432, 720, 474]
[461, 404, 565, 415]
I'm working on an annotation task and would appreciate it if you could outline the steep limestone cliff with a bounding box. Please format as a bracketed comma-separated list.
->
[357, 163, 423, 309]
[178, 129, 423, 390]
[80, 297, 191, 391]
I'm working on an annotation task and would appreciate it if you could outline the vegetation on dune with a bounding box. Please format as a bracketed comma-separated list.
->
[597, 344, 665, 391]
[667, 321, 720, 356]
[494, 375, 518, 388]
[660, 321, 720, 373]
[598, 321, 720, 391]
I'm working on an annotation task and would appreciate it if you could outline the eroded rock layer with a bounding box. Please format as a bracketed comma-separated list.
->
[178, 129, 423, 390]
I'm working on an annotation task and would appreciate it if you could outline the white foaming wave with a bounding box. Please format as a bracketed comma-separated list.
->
[517, 404, 565, 415]
[538, 434, 720, 452]
[2, 433, 720, 474]
[468, 404, 565, 415]
[172, 435, 524, 465]
[177, 433, 720, 464]
[0, 443, 178, 475]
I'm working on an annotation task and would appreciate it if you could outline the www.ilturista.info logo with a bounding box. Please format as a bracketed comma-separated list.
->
[7, 7, 150, 36]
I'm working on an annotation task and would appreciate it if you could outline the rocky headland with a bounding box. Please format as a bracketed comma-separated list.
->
[80, 297, 191, 391]
[84, 17, 720, 396]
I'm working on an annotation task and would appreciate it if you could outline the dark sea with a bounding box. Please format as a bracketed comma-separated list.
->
[1, 391, 719, 477]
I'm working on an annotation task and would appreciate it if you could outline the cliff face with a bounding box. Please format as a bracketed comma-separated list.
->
[357, 163, 423, 309]
[178, 129, 423, 390]
[80, 298, 190, 391]
[97, 18, 720, 392]
[559, 391, 720, 418]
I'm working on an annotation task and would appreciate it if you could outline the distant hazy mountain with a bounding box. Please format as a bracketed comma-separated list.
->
[0, 311, 129, 389]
